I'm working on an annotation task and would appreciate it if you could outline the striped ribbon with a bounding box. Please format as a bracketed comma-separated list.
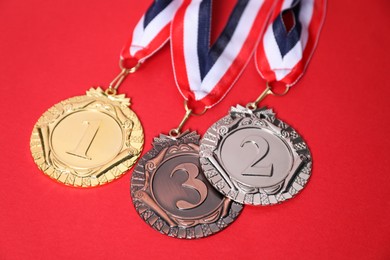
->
[171, 0, 275, 110]
[256, 0, 326, 87]
[121, 0, 326, 106]
[120, 0, 182, 69]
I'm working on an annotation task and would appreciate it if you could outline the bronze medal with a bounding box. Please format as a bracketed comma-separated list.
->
[131, 131, 243, 239]
[30, 87, 144, 187]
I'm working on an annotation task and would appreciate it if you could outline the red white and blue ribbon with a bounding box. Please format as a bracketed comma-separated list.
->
[256, 0, 326, 87]
[120, 0, 182, 68]
[171, 0, 275, 110]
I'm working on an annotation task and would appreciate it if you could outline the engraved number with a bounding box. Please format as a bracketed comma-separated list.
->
[240, 135, 273, 177]
[67, 120, 101, 160]
[170, 163, 208, 210]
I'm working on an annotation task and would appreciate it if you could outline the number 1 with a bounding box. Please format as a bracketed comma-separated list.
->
[67, 120, 101, 160]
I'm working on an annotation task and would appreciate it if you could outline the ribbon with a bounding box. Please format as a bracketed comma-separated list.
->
[171, 0, 275, 110]
[256, 0, 326, 87]
[120, 0, 183, 69]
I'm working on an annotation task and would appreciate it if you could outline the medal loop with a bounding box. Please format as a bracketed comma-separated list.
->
[107, 69, 128, 95]
[246, 82, 290, 110]
[106, 62, 141, 95]
[169, 101, 208, 137]
[169, 107, 192, 138]
[120, 60, 141, 74]
[185, 99, 208, 116]
[105, 87, 117, 96]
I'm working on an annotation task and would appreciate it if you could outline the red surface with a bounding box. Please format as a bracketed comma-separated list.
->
[0, 1, 389, 259]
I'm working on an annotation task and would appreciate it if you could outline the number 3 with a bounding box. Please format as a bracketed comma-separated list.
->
[170, 163, 208, 210]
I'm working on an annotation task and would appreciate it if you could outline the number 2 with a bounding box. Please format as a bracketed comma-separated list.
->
[170, 163, 208, 210]
[240, 135, 273, 177]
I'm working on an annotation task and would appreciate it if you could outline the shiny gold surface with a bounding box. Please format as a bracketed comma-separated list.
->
[30, 87, 144, 187]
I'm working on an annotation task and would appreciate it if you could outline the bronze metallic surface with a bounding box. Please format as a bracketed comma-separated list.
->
[200, 106, 312, 205]
[131, 131, 243, 239]
[30, 87, 144, 187]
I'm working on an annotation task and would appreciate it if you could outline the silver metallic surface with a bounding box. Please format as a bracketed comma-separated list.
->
[200, 106, 312, 205]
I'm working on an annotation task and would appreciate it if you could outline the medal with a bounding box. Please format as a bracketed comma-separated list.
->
[200, 105, 311, 205]
[131, 131, 243, 239]
[200, 0, 326, 205]
[131, 0, 273, 238]
[30, 86, 143, 187]
[30, 0, 182, 187]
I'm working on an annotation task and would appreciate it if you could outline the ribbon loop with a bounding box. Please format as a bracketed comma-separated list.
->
[256, 0, 327, 87]
[171, 0, 275, 110]
[120, 0, 183, 67]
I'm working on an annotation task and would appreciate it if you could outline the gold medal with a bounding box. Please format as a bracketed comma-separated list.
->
[30, 85, 143, 188]
[29, 0, 180, 187]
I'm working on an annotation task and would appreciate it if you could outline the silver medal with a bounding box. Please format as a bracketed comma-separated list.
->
[199, 105, 312, 205]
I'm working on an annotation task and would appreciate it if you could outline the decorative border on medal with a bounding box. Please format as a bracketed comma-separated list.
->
[199, 105, 312, 206]
[30, 87, 144, 187]
[130, 131, 243, 239]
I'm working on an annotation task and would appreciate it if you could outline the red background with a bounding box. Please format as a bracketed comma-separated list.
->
[1, 0, 389, 259]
